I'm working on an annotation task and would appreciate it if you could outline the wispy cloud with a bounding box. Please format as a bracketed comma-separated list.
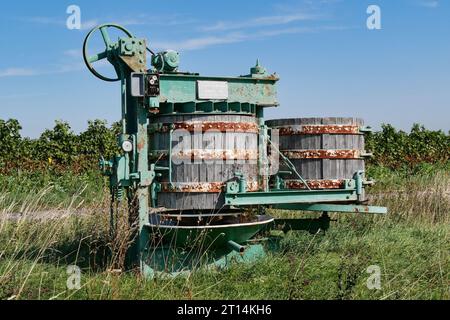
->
[10, 6, 347, 69]
[201, 12, 318, 32]
[80, 19, 99, 30]
[150, 6, 343, 51]
[0, 62, 86, 78]
[116, 13, 198, 27]
[153, 33, 247, 51]
[19, 13, 196, 31]
[0, 47, 113, 78]
[0, 92, 49, 99]
[20, 16, 98, 30]
[114, 15, 197, 27]
[64, 49, 81, 58]
[153, 25, 348, 51]
[25, 16, 62, 25]
[418, 0, 439, 8]
[52, 62, 86, 74]
[0, 68, 38, 78]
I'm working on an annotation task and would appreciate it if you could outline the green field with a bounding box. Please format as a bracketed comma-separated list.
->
[0, 165, 448, 300]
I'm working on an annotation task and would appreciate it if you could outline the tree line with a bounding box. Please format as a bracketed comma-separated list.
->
[0, 119, 448, 174]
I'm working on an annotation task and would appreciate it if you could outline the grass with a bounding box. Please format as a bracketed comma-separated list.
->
[0, 165, 448, 300]
[0, 169, 106, 211]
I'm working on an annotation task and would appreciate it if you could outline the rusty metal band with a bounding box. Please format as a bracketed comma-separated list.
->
[160, 181, 259, 193]
[272, 125, 361, 135]
[284, 179, 346, 190]
[149, 149, 259, 161]
[281, 149, 362, 159]
[151, 122, 259, 133]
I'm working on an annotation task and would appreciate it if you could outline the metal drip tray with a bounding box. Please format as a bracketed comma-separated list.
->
[145, 214, 274, 248]
[149, 208, 244, 220]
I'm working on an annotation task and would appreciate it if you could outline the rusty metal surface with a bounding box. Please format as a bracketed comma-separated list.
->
[149, 149, 259, 161]
[151, 122, 259, 133]
[273, 125, 361, 135]
[119, 55, 146, 73]
[281, 149, 361, 159]
[284, 179, 346, 190]
[149, 108, 160, 115]
[160, 181, 259, 193]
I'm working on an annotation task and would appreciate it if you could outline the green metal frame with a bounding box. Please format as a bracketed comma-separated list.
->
[85, 24, 386, 277]
[225, 170, 386, 214]
[273, 203, 387, 214]
[226, 188, 359, 206]
[157, 74, 279, 106]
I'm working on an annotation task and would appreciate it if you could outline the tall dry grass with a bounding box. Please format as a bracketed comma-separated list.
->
[0, 166, 448, 300]
[0, 185, 137, 300]
[368, 169, 450, 224]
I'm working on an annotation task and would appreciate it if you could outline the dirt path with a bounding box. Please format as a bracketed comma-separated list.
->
[1, 209, 94, 222]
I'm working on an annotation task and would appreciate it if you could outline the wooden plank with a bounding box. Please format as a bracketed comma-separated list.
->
[154, 114, 259, 210]
[266, 117, 366, 199]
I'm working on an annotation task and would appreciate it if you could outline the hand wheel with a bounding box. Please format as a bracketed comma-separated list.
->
[83, 24, 134, 82]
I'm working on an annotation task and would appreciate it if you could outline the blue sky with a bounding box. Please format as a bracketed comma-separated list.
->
[0, 0, 449, 137]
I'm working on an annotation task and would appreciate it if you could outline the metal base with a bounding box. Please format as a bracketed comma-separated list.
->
[138, 214, 272, 278]
[146, 214, 274, 248]
[137, 213, 336, 278]
[141, 243, 266, 279]
[135, 202, 387, 277]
